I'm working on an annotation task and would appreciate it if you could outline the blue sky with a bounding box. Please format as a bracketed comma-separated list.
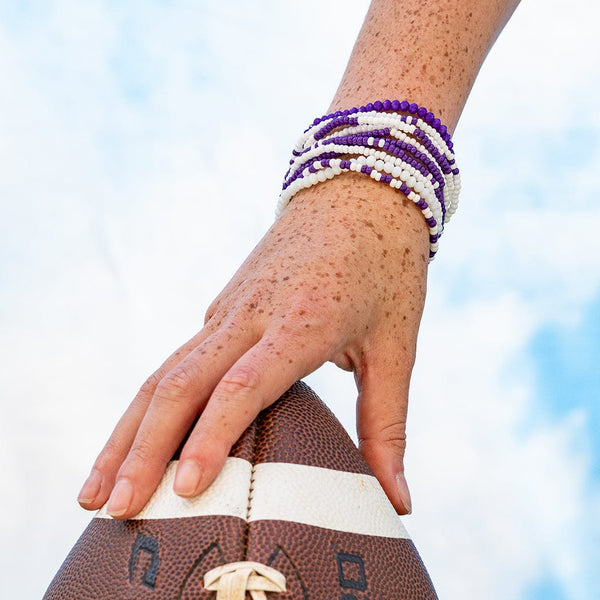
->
[531, 292, 600, 473]
[1, 1, 599, 598]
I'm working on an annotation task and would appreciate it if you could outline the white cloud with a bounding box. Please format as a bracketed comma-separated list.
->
[402, 292, 599, 599]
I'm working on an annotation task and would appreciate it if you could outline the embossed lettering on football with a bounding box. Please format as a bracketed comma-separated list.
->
[44, 381, 437, 599]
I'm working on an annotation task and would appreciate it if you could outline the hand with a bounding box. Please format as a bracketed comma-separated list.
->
[77, 173, 429, 518]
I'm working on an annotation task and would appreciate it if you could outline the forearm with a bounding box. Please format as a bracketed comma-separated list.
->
[330, 0, 521, 131]
[80, 0, 522, 523]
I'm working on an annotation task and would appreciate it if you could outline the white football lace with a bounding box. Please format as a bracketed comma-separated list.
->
[203, 561, 286, 600]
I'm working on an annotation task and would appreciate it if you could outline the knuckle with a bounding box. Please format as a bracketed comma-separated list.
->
[138, 371, 163, 397]
[127, 437, 155, 466]
[94, 430, 130, 471]
[157, 364, 195, 399]
[220, 313, 245, 333]
[235, 277, 262, 297]
[230, 289, 268, 323]
[217, 365, 261, 398]
[217, 312, 261, 342]
[280, 295, 334, 338]
[382, 430, 407, 453]
[359, 425, 407, 455]
[98, 436, 122, 462]
[93, 448, 117, 473]
[204, 298, 222, 325]
[379, 417, 407, 440]
[287, 293, 322, 320]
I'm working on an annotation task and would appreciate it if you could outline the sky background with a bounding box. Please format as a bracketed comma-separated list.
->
[1, 1, 599, 598]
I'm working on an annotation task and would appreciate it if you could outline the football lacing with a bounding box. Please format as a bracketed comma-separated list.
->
[204, 561, 286, 600]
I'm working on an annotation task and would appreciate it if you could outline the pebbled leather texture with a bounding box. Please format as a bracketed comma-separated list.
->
[44, 381, 438, 599]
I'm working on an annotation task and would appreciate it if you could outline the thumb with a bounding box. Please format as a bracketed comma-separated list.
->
[356, 350, 413, 515]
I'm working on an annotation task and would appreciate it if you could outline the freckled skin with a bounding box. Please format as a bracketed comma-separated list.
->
[331, 0, 520, 130]
[77, 0, 521, 520]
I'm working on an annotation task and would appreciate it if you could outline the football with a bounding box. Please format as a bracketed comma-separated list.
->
[44, 381, 437, 599]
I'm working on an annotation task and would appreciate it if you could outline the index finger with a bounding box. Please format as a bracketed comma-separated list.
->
[104, 322, 259, 518]
[172, 328, 331, 498]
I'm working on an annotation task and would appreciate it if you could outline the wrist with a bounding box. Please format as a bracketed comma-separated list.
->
[282, 173, 431, 267]
[277, 101, 459, 261]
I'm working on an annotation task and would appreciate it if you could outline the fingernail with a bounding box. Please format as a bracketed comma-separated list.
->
[395, 473, 412, 515]
[78, 470, 102, 505]
[107, 479, 134, 517]
[174, 460, 203, 497]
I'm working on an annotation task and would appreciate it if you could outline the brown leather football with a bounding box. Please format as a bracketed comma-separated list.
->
[44, 381, 437, 599]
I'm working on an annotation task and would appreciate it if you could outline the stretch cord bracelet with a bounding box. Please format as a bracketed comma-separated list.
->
[275, 100, 461, 261]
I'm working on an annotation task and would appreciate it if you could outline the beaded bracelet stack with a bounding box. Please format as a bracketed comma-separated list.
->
[276, 100, 460, 261]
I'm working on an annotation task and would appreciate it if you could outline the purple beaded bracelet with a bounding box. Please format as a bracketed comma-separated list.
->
[276, 100, 460, 261]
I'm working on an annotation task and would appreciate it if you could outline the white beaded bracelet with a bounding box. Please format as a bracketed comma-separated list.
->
[277, 101, 460, 261]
